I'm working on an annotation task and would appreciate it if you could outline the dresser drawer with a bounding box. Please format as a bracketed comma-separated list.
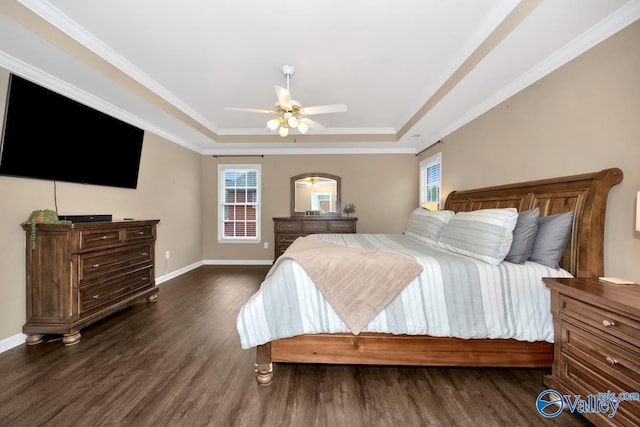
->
[78, 228, 124, 250]
[560, 353, 640, 425]
[125, 225, 155, 242]
[561, 320, 640, 391]
[78, 244, 153, 284]
[302, 221, 328, 232]
[277, 234, 302, 245]
[328, 220, 355, 232]
[79, 268, 153, 315]
[276, 221, 301, 232]
[560, 294, 640, 347]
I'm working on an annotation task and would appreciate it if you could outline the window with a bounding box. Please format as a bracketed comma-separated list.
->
[311, 193, 332, 211]
[218, 164, 261, 242]
[419, 153, 441, 209]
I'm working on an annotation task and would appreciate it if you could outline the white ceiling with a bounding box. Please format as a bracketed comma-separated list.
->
[0, 0, 639, 155]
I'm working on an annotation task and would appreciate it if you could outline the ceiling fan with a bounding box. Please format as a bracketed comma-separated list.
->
[224, 65, 347, 137]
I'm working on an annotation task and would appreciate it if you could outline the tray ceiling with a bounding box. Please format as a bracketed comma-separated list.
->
[0, 0, 638, 154]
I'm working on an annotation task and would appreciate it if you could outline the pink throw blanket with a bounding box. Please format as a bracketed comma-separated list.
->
[272, 236, 423, 334]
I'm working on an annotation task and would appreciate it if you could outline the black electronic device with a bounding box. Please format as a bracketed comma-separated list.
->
[0, 74, 144, 189]
[58, 214, 113, 223]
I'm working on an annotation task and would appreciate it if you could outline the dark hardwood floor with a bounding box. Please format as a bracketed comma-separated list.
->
[0, 265, 591, 426]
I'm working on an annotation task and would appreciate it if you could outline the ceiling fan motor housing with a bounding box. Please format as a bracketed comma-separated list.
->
[281, 65, 295, 78]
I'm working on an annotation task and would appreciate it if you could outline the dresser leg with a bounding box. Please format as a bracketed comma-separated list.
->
[147, 293, 158, 303]
[62, 331, 81, 346]
[25, 334, 44, 345]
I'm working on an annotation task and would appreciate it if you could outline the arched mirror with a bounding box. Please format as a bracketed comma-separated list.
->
[290, 173, 341, 217]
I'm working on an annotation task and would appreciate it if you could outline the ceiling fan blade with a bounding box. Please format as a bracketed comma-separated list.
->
[224, 107, 277, 114]
[301, 104, 348, 115]
[302, 118, 326, 132]
[274, 85, 292, 109]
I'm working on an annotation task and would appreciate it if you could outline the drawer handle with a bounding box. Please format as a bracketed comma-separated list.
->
[92, 263, 100, 269]
[100, 235, 108, 240]
[142, 277, 148, 281]
[138, 231, 145, 235]
[605, 356, 618, 366]
[141, 252, 148, 256]
[602, 319, 616, 327]
[92, 294, 100, 299]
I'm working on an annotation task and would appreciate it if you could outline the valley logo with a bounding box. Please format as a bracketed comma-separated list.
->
[536, 389, 639, 419]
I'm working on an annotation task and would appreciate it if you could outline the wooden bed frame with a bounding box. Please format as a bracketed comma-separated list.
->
[255, 168, 623, 385]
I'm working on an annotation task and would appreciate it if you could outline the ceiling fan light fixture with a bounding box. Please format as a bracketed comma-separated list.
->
[278, 126, 289, 137]
[266, 118, 280, 131]
[288, 116, 299, 128]
[297, 121, 309, 134]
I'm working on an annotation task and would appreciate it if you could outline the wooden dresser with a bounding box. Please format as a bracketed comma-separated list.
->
[22, 219, 160, 346]
[273, 217, 357, 258]
[543, 277, 640, 426]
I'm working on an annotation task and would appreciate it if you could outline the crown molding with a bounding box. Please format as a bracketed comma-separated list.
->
[414, 1, 640, 154]
[203, 143, 417, 156]
[0, 50, 206, 154]
[217, 126, 397, 136]
[17, 0, 219, 134]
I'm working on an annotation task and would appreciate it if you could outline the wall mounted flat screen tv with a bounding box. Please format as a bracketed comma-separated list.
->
[0, 74, 144, 189]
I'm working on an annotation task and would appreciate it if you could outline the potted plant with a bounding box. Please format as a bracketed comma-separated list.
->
[22, 210, 70, 249]
[342, 203, 356, 218]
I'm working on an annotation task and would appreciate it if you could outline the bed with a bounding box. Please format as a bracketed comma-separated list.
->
[238, 168, 622, 385]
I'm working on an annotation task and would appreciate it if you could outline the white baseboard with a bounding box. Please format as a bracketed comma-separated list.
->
[155, 261, 203, 285]
[0, 333, 26, 354]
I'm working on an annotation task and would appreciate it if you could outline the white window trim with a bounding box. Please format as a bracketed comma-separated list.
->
[218, 164, 261, 244]
[419, 152, 442, 207]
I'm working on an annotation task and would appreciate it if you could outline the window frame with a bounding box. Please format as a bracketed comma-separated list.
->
[218, 164, 261, 244]
[419, 152, 442, 209]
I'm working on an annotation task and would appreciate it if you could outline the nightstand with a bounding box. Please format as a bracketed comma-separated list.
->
[543, 277, 640, 426]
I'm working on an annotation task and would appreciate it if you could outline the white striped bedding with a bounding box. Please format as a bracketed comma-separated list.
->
[236, 233, 573, 349]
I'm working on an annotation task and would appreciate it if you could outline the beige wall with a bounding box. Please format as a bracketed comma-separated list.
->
[0, 68, 203, 341]
[202, 154, 418, 261]
[420, 20, 640, 281]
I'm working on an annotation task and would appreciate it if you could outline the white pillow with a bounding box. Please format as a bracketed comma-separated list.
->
[403, 208, 455, 245]
[437, 208, 518, 265]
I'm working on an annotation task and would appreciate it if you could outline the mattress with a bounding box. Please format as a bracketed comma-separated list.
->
[237, 233, 573, 349]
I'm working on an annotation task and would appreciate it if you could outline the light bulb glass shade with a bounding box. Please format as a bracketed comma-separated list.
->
[267, 119, 280, 131]
[288, 116, 299, 128]
[297, 121, 309, 134]
[278, 126, 289, 137]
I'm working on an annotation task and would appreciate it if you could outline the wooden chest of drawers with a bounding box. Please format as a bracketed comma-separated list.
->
[273, 217, 357, 258]
[22, 220, 160, 346]
[543, 277, 640, 426]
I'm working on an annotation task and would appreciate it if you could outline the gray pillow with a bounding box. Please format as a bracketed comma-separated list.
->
[529, 211, 574, 269]
[504, 208, 540, 264]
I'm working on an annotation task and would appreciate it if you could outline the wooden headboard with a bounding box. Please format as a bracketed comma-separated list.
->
[443, 168, 623, 278]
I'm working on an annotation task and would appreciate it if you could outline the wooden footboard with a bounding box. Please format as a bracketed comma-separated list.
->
[255, 334, 553, 385]
[269, 334, 553, 366]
